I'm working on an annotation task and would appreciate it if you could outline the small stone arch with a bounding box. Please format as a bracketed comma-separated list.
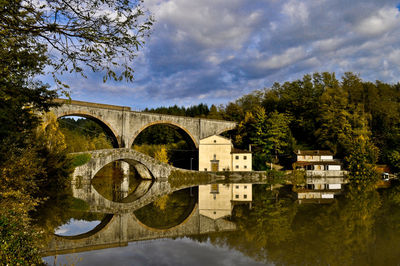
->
[72, 149, 173, 182]
[129, 121, 198, 149]
[55, 111, 120, 148]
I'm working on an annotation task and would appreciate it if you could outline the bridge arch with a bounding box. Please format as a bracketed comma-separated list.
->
[73, 149, 173, 181]
[129, 121, 198, 149]
[55, 111, 120, 148]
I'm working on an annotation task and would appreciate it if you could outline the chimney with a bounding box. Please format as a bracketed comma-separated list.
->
[249, 144, 252, 152]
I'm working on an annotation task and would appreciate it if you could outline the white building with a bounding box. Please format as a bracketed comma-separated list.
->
[198, 184, 252, 220]
[198, 135, 252, 172]
[294, 150, 346, 177]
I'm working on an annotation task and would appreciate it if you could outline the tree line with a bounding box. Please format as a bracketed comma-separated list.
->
[144, 72, 400, 172]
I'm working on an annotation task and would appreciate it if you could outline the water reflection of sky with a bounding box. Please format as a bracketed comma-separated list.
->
[43, 237, 270, 266]
[55, 219, 101, 236]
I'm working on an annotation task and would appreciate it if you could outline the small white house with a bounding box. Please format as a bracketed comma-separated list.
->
[294, 150, 346, 177]
[198, 135, 252, 172]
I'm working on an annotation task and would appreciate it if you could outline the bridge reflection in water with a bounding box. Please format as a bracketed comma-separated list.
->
[43, 157, 258, 256]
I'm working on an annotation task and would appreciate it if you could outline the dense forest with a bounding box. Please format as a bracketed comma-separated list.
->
[144, 72, 400, 173]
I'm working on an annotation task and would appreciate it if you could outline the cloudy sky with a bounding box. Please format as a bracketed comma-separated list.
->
[59, 0, 400, 109]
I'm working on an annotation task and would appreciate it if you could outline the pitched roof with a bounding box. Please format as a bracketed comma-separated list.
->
[200, 134, 231, 142]
[295, 150, 333, 156]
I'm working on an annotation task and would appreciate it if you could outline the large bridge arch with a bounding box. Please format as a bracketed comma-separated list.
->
[51, 99, 237, 148]
[129, 120, 198, 148]
[54, 110, 121, 148]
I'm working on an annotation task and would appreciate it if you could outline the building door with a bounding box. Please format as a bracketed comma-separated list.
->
[211, 161, 219, 172]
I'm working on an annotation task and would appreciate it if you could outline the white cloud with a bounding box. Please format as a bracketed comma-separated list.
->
[355, 7, 400, 36]
[282, 0, 309, 24]
[313, 37, 345, 52]
[257, 46, 307, 70]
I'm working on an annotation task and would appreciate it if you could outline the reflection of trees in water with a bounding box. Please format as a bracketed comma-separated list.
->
[91, 161, 142, 202]
[134, 188, 198, 229]
[190, 183, 400, 265]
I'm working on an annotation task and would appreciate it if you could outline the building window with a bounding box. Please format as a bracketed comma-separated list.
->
[244, 185, 247, 189]
[204, 168, 207, 171]
[214, 211, 216, 214]
[235, 195, 239, 199]
[244, 194, 247, 199]
[235, 165, 239, 169]
[235, 155, 239, 160]
[213, 154, 216, 160]
[244, 165, 247, 169]
[214, 140, 216, 143]
[235, 185, 239, 189]
[244, 156, 247, 160]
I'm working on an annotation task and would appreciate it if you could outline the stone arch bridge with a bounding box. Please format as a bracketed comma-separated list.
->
[43, 205, 236, 256]
[71, 148, 226, 213]
[50, 99, 236, 148]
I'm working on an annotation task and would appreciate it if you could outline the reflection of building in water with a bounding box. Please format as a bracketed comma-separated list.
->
[297, 176, 346, 203]
[198, 135, 252, 172]
[199, 184, 252, 219]
[293, 150, 347, 177]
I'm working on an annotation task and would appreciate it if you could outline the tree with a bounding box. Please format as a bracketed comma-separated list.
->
[154, 146, 169, 164]
[207, 104, 223, 120]
[1, 0, 152, 84]
[1, 0, 151, 262]
[251, 107, 293, 163]
[345, 136, 379, 188]
[315, 83, 352, 155]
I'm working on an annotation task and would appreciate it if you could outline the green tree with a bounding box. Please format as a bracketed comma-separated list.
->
[2, 0, 152, 83]
[315, 83, 352, 155]
[251, 107, 293, 163]
[1, 0, 152, 262]
[345, 136, 379, 188]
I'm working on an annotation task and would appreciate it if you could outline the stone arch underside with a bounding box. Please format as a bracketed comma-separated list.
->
[55, 111, 120, 148]
[129, 121, 198, 149]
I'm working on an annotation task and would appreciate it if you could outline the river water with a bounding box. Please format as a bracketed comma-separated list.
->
[41, 162, 400, 265]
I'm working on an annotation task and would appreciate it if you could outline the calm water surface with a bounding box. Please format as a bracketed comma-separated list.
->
[42, 162, 400, 265]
